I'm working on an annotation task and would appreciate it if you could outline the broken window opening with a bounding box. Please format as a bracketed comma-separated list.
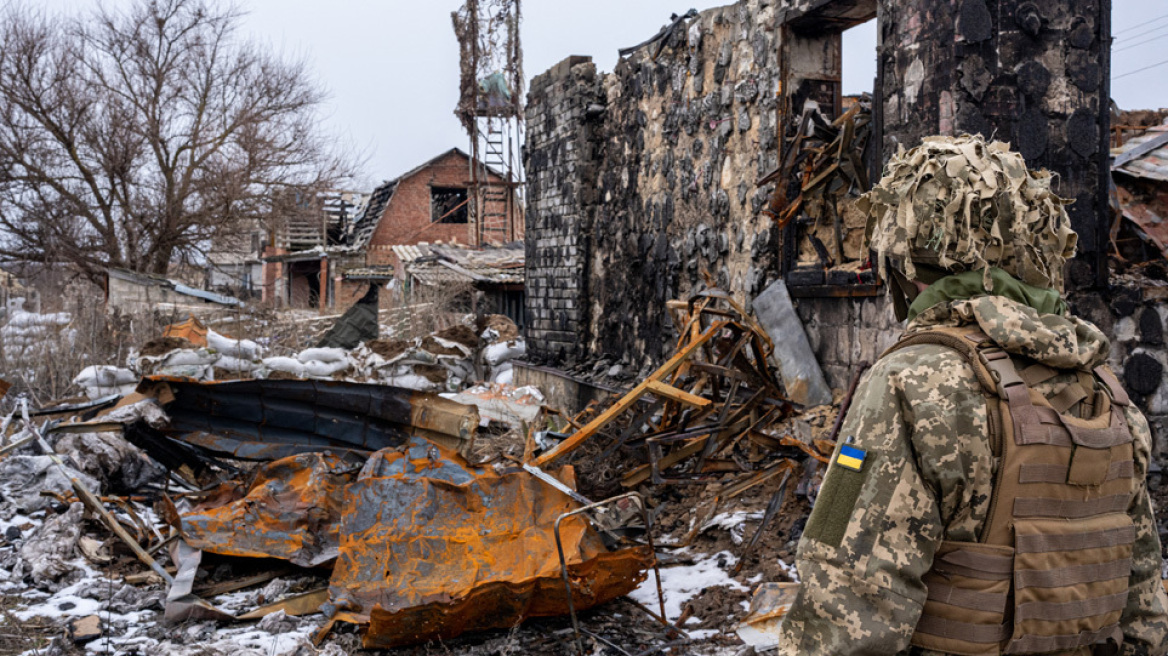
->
[432, 187, 469, 224]
[773, 3, 881, 296]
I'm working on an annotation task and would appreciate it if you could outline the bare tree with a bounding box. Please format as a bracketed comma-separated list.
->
[0, 0, 353, 282]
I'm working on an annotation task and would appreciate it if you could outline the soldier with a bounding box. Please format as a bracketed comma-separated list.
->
[778, 135, 1168, 656]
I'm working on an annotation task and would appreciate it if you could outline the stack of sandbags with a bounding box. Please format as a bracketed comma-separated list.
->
[478, 315, 525, 386]
[355, 325, 482, 392]
[1, 302, 74, 360]
[72, 365, 138, 399]
[206, 330, 263, 376]
[133, 329, 264, 381]
[287, 347, 353, 379]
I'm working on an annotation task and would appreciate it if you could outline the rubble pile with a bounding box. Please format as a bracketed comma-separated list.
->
[0, 292, 851, 656]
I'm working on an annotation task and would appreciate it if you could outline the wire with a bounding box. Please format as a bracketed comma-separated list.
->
[1116, 12, 1168, 35]
[1114, 29, 1168, 53]
[1116, 16, 1168, 42]
[1114, 56, 1168, 81]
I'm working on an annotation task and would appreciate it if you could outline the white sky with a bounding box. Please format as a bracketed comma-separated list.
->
[41, 1, 1168, 187]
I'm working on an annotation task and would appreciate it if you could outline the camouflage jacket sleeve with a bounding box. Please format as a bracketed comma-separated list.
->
[778, 345, 997, 656]
[1118, 404, 1168, 656]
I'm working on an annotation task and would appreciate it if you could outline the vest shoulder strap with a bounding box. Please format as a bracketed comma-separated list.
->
[882, 325, 999, 397]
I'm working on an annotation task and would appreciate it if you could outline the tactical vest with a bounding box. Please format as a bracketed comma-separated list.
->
[884, 326, 1138, 656]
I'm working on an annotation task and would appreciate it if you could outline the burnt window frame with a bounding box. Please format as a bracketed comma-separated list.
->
[431, 186, 469, 224]
[774, 1, 883, 298]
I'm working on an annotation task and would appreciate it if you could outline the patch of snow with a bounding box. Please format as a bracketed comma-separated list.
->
[629, 551, 749, 621]
[700, 511, 762, 545]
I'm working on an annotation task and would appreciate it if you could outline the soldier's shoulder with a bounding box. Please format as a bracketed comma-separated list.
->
[872, 342, 981, 379]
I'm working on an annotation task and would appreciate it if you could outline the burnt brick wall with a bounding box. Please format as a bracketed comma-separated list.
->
[524, 57, 604, 364]
[525, 1, 784, 371]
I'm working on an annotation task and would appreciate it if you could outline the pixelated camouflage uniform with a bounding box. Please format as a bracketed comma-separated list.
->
[777, 292, 1168, 656]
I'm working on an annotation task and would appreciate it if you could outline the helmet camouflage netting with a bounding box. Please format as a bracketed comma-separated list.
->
[858, 134, 1078, 291]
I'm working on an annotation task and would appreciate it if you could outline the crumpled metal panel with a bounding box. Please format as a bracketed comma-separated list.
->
[181, 452, 360, 567]
[327, 441, 653, 649]
[146, 377, 478, 460]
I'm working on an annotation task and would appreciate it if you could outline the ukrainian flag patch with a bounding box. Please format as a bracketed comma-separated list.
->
[836, 445, 866, 472]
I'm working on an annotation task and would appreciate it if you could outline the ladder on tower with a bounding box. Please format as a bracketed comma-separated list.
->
[476, 119, 512, 243]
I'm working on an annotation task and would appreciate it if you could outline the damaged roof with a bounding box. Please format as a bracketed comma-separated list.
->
[398, 242, 525, 287]
[107, 268, 243, 307]
[1113, 125, 1168, 181]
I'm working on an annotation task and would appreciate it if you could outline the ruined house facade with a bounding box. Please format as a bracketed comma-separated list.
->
[522, 0, 1168, 461]
[263, 149, 521, 310]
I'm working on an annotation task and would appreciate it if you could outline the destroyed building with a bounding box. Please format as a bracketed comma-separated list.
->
[262, 149, 523, 310]
[520, 0, 1164, 457]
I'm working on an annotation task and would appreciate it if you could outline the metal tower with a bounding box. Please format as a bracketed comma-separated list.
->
[452, 0, 524, 246]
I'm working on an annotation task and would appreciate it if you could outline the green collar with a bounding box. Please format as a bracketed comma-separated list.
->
[907, 268, 1067, 322]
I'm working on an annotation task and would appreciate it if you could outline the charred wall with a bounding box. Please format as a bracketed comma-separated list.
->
[525, 0, 784, 372]
[878, 0, 1112, 287]
[524, 57, 604, 364]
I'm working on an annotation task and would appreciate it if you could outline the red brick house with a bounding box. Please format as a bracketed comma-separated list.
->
[262, 148, 523, 309]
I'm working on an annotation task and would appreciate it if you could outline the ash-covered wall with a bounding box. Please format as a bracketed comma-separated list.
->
[525, 1, 784, 372]
[524, 0, 1168, 467]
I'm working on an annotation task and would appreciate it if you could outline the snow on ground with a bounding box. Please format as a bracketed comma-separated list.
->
[629, 550, 750, 622]
[699, 511, 762, 545]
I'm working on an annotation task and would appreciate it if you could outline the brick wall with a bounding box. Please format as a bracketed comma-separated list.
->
[366, 150, 510, 255]
[524, 56, 604, 364]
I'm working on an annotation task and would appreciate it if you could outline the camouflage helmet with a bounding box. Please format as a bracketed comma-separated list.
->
[858, 134, 1078, 293]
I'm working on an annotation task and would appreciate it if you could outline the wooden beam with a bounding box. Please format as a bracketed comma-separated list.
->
[644, 380, 713, 408]
[532, 321, 729, 467]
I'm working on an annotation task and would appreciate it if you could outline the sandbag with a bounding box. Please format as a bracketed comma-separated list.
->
[206, 330, 262, 361]
[485, 340, 526, 366]
[74, 365, 137, 388]
[262, 357, 306, 377]
[297, 347, 348, 364]
[302, 359, 351, 378]
[215, 356, 261, 373]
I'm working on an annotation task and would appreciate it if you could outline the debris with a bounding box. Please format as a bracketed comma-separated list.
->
[0, 454, 101, 513]
[317, 283, 380, 349]
[135, 377, 479, 461]
[752, 280, 833, 406]
[328, 439, 654, 649]
[69, 614, 102, 643]
[181, 452, 358, 567]
[442, 382, 545, 429]
[19, 501, 85, 588]
[735, 582, 801, 650]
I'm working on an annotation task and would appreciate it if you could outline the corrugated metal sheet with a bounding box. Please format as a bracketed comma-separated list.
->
[1113, 126, 1168, 182]
[142, 377, 478, 461]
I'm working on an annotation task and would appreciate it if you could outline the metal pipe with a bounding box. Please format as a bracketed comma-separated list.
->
[553, 492, 667, 655]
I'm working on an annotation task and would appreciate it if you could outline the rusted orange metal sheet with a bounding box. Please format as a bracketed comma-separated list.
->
[162, 317, 209, 346]
[176, 438, 652, 648]
[327, 441, 652, 649]
[181, 452, 359, 567]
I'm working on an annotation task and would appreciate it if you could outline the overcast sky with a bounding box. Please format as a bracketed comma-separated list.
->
[44, 0, 1168, 187]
